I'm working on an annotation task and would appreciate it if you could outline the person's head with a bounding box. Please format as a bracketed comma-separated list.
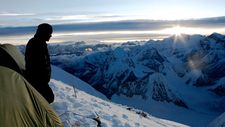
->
[35, 23, 53, 41]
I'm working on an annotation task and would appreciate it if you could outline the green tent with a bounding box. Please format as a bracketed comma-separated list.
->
[0, 44, 63, 127]
[0, 44, 25, 75]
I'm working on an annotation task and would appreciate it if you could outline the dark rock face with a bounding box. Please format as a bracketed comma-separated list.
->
[211, 86, 225, 96]
[118, 71, 149, 99]
[152, 80, 170, 102]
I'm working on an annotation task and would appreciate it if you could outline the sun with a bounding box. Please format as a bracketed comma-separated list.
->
[172, 25, 183, 36]
[167, 25, 187, 36]
[159, 25, 188, 36]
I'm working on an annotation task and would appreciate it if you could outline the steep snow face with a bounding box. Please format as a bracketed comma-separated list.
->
[50, 66, 188, 127]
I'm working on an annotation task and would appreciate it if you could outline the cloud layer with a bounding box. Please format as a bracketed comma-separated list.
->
[1, 16, 225, 36]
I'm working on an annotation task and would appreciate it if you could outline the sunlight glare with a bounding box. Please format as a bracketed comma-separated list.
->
[162, 25, 187, 36]
[173, 26, 182, 36]
[161, 26, 225, 36]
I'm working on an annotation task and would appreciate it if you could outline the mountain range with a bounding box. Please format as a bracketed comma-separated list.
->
[19, 33, 225, 126]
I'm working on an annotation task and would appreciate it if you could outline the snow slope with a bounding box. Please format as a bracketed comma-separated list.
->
[51, 65, 107, 99]
[50, 65, 188, 127]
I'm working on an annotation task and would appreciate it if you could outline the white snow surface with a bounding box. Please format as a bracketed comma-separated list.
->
[50, 65, 188, 127]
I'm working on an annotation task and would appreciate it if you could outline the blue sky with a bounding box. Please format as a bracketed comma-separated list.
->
[1, 0, 225, 26]
[1, 0, 225, 44]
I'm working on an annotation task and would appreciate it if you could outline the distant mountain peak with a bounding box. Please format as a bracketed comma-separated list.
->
[208, 32, 225, 41]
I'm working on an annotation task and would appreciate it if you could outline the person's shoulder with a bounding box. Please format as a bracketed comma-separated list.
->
[28, 37, 38, 43]
[28, 37, 40, 44]
[26, 38, 38, 49]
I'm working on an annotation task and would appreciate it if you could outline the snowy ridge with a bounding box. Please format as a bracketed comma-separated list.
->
[51, 65, 107, 99]
[50, 65, 188, 127]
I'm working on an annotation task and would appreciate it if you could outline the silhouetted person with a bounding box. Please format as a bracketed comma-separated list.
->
[25, 23, 54, 103]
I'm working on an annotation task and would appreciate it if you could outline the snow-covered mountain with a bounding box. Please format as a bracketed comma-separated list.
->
[18, 33, 225, 126]
[51, 65, 188, 127]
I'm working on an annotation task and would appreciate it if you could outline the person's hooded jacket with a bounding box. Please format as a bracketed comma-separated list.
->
[25, 23, 54, 103]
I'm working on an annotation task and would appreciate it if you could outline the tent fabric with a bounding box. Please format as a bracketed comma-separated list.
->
[0, 44, 22, 75]
[0, 66, 63, 127]
[0, 44, 63, 127]
[0, 44, 25, 75]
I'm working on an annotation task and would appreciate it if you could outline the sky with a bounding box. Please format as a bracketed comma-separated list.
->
[0, 0, 225, 44]
[1, 0, 225, 26]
